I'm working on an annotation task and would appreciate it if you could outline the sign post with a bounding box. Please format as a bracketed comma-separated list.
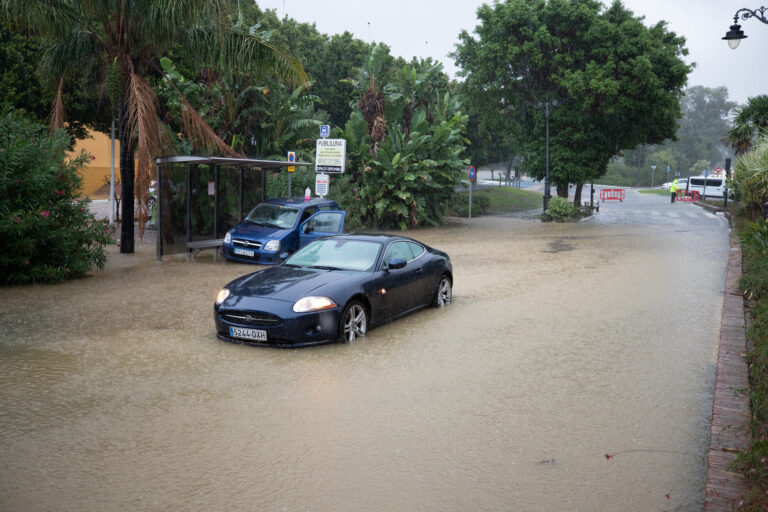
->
[315, 173, 329, 198]
[468, 166, 476, 226]
[287, 151, 295, 196]
[315, 139, 346, 174]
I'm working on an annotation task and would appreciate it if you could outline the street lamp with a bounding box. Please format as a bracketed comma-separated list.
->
[722, 6, 768, 48]
[534, 99, 559, 212]
[651, 165, 656, 187]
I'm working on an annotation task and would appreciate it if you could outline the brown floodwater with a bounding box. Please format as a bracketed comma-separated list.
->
[0, 208, 730, 511]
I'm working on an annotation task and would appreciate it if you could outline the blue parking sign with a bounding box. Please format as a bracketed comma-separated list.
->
[320, 125, 330, 138]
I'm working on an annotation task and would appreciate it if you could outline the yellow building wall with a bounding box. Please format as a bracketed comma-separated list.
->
[68, 128, 120, 199]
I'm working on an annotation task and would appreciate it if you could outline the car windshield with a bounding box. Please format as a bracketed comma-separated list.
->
[244, 204, 300, 229]
[285, 239, 382, 271]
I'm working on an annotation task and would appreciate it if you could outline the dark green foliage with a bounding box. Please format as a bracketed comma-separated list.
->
[0, 108, 114, 284]
[740, 220, 768, 301]
[0, 20, 97, 142]
[336, 89, 469, 230]
[736, 218, 768, 509]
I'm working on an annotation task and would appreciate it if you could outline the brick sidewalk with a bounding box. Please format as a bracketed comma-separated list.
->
[704, 234, 751, 510]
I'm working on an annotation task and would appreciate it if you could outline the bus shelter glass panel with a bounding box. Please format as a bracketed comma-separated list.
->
[189, 165, 215, 242]
[158, 164, 189, 255]
[217, 166, 241, 236]
[242, 169, 264, 218]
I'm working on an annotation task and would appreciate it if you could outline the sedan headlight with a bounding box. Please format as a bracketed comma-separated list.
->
[216, 288, 230, 305]
[264, 239, 280, 252]
[293, 296, 337, 313]
[224, 231, 232, 244]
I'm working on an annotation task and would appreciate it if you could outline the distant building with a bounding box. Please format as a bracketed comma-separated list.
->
[67, 128, 120, 198]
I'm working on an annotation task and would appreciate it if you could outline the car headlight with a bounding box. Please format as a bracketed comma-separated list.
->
[293, 296, 337, 313]
[224, 231, 232, 244]
[216, 288, 230, 305]
[264, 239, 280, 252]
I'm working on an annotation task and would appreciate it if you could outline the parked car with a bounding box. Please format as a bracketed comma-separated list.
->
[214, 234, 453, 347]
[660, 179, 688, 191]
[222, 197, 345, 264]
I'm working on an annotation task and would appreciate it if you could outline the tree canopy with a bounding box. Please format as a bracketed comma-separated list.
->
[454, 0, 691, 201]
[0, 0, 308, 252]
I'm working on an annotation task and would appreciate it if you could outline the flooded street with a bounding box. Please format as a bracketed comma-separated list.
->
[1, 193, 730, 511]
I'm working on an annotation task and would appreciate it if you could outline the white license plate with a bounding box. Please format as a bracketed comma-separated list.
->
[229, 326, 267, 341]
[234, 248, 255, 257]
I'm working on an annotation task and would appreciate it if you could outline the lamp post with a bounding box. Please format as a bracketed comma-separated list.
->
[651, 164, 656, 187]
[722, 6, 768, 48]
[534, 99, 559, 212]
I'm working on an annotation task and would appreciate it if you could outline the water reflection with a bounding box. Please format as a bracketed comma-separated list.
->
[0, 213, 729, 511]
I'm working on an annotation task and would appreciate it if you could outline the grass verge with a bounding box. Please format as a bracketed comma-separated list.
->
[449, 186, 542, 216]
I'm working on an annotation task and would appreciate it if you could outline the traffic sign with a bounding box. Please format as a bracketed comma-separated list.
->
[287, 151, 295, 173]
[468, 166, 476, 182]
[315, 138, 346, 174]
[320, 125, 330, 138]
[315, 173, 329, 197]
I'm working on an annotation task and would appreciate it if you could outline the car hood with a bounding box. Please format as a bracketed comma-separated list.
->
[231, 222, 292, 239]
[227, 266, 362, 301]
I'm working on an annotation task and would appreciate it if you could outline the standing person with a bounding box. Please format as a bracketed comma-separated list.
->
[670, 179, 678, 203]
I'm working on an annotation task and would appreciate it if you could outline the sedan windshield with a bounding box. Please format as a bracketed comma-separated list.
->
[285, 239, 382, 271]
[245, 204, 299, 229]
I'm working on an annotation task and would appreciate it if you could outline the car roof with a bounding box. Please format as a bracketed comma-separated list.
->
[320, 233, 422, 244]
[262, 197, 339, 208]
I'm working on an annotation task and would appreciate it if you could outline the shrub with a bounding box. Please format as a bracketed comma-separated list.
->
[545, 196, 579, 222]
[740, 219, 768, 301]
[0, 107, 115, 284]
[732, 134, 768, 221]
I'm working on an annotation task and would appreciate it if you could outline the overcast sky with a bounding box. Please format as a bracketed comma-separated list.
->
[256, 0, 767, 106]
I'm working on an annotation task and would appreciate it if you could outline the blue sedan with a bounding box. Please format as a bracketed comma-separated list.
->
[214, 234, 453, 347]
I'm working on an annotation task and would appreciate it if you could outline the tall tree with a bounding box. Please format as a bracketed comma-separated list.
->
[1, 0, 307, 253]
[454, 0, 691, 204]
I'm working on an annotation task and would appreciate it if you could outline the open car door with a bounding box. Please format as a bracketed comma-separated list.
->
[298, 210, 346, 248]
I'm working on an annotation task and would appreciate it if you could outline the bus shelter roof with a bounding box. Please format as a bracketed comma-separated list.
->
[154, 155, 312, 168]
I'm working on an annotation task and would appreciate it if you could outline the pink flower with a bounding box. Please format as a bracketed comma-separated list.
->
[13, 217, 20, 224]
[91, 154, 96, 160]
[24, 259, 29, 265]
[41, 211, 50, 218]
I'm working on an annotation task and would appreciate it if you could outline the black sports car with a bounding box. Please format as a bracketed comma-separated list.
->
[214, 234, 453, 347]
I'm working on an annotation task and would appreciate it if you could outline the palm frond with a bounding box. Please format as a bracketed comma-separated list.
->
[161, 73, 241, 158]
[127, 72, 162, 237]
[49, 76, 66, 134]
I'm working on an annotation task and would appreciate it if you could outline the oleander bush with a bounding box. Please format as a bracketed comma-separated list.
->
[0, 107, 114, 284]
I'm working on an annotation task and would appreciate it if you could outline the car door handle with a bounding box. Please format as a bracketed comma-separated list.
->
[415, 268, 423, 273]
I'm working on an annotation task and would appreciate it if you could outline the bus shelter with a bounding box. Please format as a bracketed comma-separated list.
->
[153, 155, 311, 261]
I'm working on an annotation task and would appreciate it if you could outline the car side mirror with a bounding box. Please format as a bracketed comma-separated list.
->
[386, 258, 407, 270]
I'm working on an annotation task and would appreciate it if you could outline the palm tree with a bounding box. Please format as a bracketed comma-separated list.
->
[0, 0, 308, 253]
[726, 95, 768, 157]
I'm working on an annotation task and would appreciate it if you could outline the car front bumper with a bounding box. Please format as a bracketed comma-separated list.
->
[214, 304, 343, 347]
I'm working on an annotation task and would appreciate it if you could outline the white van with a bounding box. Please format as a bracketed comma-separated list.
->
[686, 175, 726, 199]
